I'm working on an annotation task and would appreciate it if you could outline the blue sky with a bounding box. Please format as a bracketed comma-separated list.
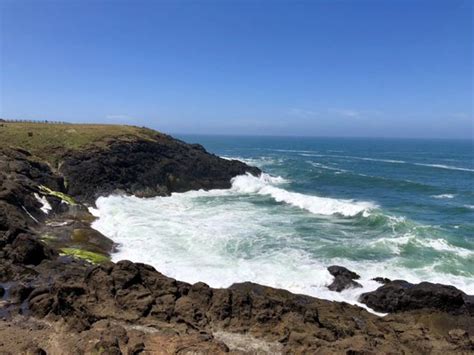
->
[1, 0, 472, 138]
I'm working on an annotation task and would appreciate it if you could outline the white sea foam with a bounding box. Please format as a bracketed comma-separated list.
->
[307, 161, 349, 173]
[231, 174, 375, 217]
[300, 153, 326, 157]
[302, 153, 474, 172]
[92, 187, 474, 314]
[91, 169, 474, 315]
[432, 194, 455, 199]
[221, 156, 282, 168]
[92, 195, 380, 311]
[272, 149, 318, 154]
[34, 193, 52, 214]
[300, 153, 405, 164]
[353, 157, 405, 164]
[372, 233, 473, 258]
[422, 238, 473, 258]
[413, 163, 474, 172]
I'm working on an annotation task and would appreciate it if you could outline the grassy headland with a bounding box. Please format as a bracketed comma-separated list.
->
[0, 121, 160, 165]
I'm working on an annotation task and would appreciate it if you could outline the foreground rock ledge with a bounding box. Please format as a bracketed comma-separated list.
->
[2, 258, 474, 354]
[0, 125, 473, 354]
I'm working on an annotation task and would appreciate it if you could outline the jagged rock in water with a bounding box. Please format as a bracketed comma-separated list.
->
[372, 276, 391, 284]
[359, 280, 474, 315]
[327, 265, 362, 292]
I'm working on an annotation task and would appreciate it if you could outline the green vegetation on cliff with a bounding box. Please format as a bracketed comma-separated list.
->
[60, 247, 110, 264]
[0, 122, 161, 165]
[39, 185, 77, 205]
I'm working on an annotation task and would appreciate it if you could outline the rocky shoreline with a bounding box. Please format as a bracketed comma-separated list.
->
[0, 125, 473, 354]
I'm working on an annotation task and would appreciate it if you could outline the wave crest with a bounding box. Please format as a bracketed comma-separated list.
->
[231, 174, 376, 217]
[432, 194, 455, 199]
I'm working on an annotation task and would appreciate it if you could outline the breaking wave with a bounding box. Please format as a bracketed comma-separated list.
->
[91, 140, 474, 312]
[231, 174, 375, 217]
[432, 194, 455, 199]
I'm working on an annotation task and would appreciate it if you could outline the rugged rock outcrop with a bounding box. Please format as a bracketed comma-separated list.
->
[360, 280, 474, 315]
[1, 256, 473, 354]
[59, 136, 260, 204]
[326, 265, 362, 292]
[372, 276, 391, 284]
[0, 257, 472, 353]
[0, 148, 62, 253]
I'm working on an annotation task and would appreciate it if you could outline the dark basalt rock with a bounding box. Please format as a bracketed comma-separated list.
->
[15, 257, 473, 353]
[327, 265, 362, 292]
[59, 138, 261, 204]
[10, 282, 34, 303]
[372, 277, 391, 284]
[0, 148, 64, 245]
[359, 280, 474, 315]
[8, 234, 56, 266]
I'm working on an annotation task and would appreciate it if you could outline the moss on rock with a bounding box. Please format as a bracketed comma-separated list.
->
[60, 247, 110, 264]
[39, 185, 77, 205]
[39, 234, 56, 242]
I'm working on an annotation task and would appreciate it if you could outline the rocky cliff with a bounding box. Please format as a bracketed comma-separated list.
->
[0, 123, 472, 354]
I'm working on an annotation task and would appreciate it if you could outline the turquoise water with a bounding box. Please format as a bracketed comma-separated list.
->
[93, 136, 473, 307]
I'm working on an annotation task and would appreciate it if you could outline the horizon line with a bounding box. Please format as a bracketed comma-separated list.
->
[1, 118, 472, 141]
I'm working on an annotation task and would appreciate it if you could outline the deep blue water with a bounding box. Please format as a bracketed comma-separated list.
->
[178, 135, 474, 276]
[181, 136, 474, 224]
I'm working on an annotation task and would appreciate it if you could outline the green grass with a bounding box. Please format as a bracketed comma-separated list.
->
[60, 247, 110, 264]
[0, 122, 162, 165]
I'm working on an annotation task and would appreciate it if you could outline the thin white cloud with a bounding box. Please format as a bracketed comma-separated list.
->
[288, 108, 319, 118]
[328, 108, 382, 119]
[288, 107, 382, 120]
[328, 108, 361, 118]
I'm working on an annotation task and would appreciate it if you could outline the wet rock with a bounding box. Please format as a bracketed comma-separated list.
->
[372, 277, 391, 284]
[328, 265, 360, 280]
[327, 265, 362, 292]
[359, 280, 473, 315]
[9, 234, 56, 266]
[70, 228, 115, 254]
[111, 260, 141, 289]
[28, 292, 55, 318]
[60, 138, 261, 204]
[10, 282, 34, 303]
[0, 148, 65, 257]
[328, 278, 362, 292]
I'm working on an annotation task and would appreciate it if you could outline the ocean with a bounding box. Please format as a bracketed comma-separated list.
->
[91, 136, 474, 310]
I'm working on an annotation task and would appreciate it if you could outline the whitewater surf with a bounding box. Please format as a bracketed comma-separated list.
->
[91, 137, 474, 312]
